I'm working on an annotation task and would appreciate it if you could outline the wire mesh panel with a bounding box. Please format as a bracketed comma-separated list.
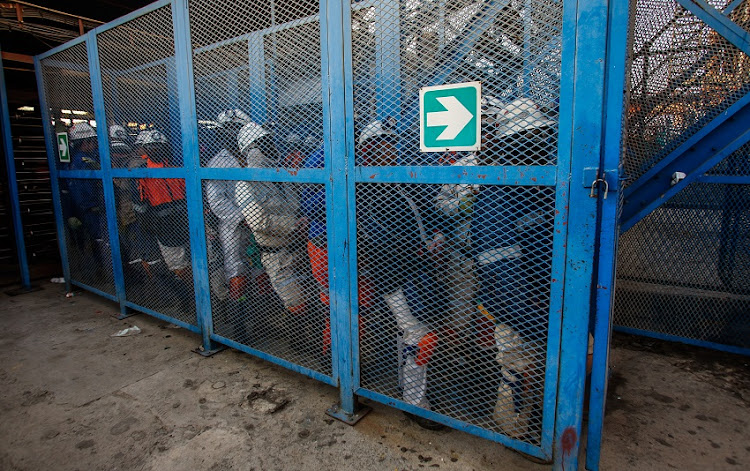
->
[189, 0, 323, 167]
[356, 183, 555, 443]
[615, 148, 750, 349]
[349, 0, 564, 453]
[58, 178, 114, 294]
[39, 43, 96, 171]
[203, 179, 331, 375]
[115, 176, 196, 326]
[98, 6, 183, 167]
[625, 0, 750, 184]
[351, 0, 561, 166]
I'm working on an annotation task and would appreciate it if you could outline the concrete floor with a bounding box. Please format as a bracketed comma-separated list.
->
[0, 282, 748, 470]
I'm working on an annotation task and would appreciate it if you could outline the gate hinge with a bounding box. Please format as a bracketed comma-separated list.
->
[583, 167, 620, 199]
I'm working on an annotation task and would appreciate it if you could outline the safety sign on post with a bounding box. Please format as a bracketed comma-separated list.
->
[56, 132, 70, 163]
[419, 81, 481, 152]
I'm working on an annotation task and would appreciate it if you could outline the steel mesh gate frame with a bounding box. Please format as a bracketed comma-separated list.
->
[614, 0, 750, 356]
[35, 0, 624, 469]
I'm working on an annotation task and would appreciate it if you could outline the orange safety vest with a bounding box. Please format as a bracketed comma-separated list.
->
[138, 156, 186, 207]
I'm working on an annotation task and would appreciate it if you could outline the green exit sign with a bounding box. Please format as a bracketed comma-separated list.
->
[419, 81, 481, 152]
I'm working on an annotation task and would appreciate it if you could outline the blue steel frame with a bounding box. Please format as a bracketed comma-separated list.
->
[0, 46, 31, 289]
[585, 0, 632, 468]
[33, 0, 629, 466]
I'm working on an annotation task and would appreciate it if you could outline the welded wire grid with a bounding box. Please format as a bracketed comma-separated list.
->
[189, 0, 322, 167]
[351, 0, 561, 166]
[58, 178, 115, 294]
[625, 0, 750, 184]
[115, 177, 196, 326]
[98, 6, 182, 167]
[40, 43, 95, 171]
[204, 180, 331, 375]
[615, 146, 750, 349]
[356, 183, 554, 444]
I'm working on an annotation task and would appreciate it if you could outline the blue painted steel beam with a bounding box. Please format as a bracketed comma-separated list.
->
[675, 0, 750, 57]
[323, 0, 358, 418]
[353, 165, 558, 186]
[110, 167, 185, 179]
[89, 0, 172, 36]
[35, 56, 72, 292]
[402, 0, 510, 122]
[173, 0, 215, 353]
[199, 167, 328, 183]
[87, 31, 128, 315]
[375, 0, 400, 122]
[614, 326, 750, 357]
[625, 91, 750, 199]
[585, 0, 631, 468]
[554, 0, 609, 467]
[356, 388, 548, 459]
[697, 175, 750, 184]
[247, 32, 267, 125]
[57, 170, 103, 179]
[725, 0, 745, 15]
[36, 36, 88, 61]
[621, 99, 750, 233]
[0, 47, 31, 288]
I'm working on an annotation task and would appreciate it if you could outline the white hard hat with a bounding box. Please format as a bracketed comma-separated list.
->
[481, 96, 503, 117]
[237, 122, 268, 152]
[216, 109, 251, 127]
[109, 124, 128, 141]
[69, 122, 97, 141]
[358, 120, 395, 146]
[135, 129, 168, 146]
[494, 98, 555, 137]
[286, 133, 302, 145]
[304, 134, 321, 148]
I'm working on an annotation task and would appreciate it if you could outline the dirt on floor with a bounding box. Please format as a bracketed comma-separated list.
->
[0, 281, 748, 470]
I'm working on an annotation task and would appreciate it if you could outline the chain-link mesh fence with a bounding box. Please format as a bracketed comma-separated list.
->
[351, 0, 561, 166]
[615, 147, 750, 349]
[355, 182, 555, 443]
[625, 0, 750, 184]
[58, 177, 114, 294]
[203, 179, 331, 375]
[98, 5, 182, 167]
[114, 175, 196, 325]
[189, 0, 323, 167]
[39, 43, 95, 171]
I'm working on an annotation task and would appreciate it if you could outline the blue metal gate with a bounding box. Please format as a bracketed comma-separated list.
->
[35, 1, 621, 468]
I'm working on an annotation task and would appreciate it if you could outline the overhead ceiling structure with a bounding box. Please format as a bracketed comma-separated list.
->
[0, 1, 152, 106]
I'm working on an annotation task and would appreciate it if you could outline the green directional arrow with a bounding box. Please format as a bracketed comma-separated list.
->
[420, 81, 481, 152]
[57, 132, 70, 163]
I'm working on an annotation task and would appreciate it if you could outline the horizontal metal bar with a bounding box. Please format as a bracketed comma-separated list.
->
[696, 174, 750, 185]
[123, 301, 201, 333]
[2, 51, 33, 64]
[108, 57, 170, 78]
[110, 167, 185, 179]
[355, 388, 549, 461]
[35, 35, 87, 61]
[725, 0, 744, 14]
[70, 280, 118, 302]
[193, 13, 320, 56]
[625, 91, 750, 198]
[198, 166, 328, 183]
[675, 0, 750, 57]
[57, 170, 103, 179]
[613, 326, 750, 357]
[90, 0, 173, 36]
[209, 333, 337, 387]
[353, 165, 557, 186]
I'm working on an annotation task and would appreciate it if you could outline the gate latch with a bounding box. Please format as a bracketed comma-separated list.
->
[583, 167, 619, 199]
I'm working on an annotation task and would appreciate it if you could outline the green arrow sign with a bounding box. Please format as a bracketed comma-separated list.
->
[56, 132, 70, 163]
[420, 81, 481, 152]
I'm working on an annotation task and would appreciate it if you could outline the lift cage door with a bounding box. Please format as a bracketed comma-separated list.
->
[344, 0, 575, 460]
